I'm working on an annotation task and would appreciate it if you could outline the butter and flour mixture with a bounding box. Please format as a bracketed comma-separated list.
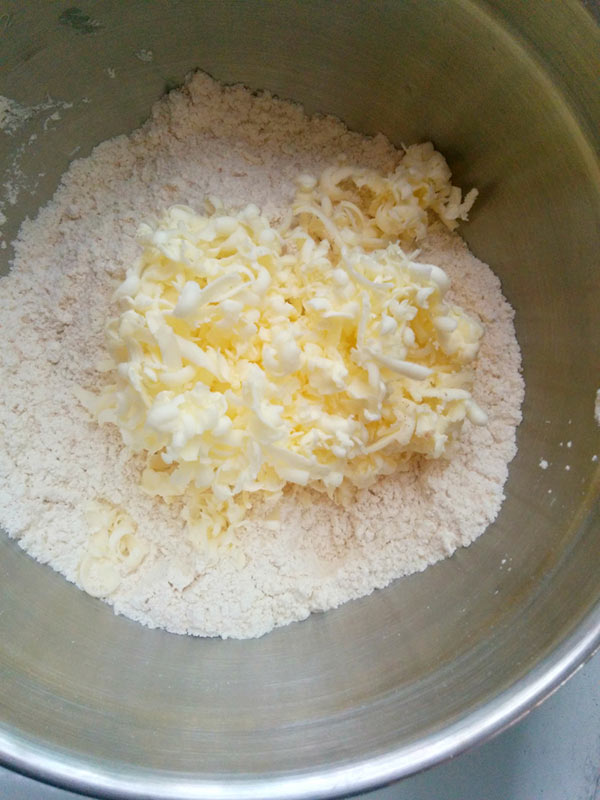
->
[0, 73, 523, 638]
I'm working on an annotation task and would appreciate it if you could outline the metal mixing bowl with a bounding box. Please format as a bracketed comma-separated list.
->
[1, 2, 599, 798]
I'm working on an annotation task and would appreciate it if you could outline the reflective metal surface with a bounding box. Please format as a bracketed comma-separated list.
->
[0, 2, 599, 798]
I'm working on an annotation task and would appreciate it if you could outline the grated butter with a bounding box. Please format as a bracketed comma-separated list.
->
[78, 147, 485, 548]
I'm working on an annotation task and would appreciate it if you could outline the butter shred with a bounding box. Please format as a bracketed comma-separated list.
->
[78, 149, 485, 547]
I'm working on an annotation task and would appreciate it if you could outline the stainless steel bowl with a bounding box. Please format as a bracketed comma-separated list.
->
[1, 2, 599, 798]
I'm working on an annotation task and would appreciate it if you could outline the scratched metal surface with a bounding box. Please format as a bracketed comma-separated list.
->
[1, 651, 599, 800]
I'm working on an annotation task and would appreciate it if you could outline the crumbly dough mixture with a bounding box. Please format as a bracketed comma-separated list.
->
[0, 73, 523, 638]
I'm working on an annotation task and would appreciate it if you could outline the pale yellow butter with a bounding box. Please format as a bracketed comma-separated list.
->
[80, 147, 484, 547]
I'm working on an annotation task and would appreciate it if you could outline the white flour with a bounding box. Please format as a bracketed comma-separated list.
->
[0, 73, 523, 639]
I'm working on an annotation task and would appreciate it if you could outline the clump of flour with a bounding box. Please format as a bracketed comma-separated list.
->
[0, 73, 523, 638]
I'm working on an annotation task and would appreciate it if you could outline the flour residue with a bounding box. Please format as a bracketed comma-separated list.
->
[0, 95, 82, 232]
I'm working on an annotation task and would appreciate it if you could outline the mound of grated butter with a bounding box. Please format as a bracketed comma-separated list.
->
[78, 144, 485, 550]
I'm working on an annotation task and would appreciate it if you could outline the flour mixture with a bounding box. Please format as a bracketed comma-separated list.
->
[0, 73, 523, 638]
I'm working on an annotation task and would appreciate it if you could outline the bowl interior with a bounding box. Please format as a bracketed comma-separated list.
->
[0, 1, 599, 798]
